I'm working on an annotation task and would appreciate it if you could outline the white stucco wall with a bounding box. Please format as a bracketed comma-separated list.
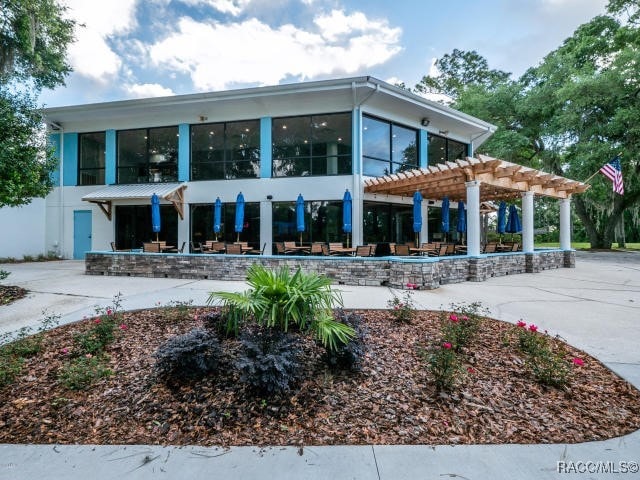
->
[0, 199, 47, 259]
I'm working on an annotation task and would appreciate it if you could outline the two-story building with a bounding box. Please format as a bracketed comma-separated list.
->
[29, 76, 497, 259]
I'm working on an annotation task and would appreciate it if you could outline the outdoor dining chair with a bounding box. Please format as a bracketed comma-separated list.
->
[225, 243, 243, 254]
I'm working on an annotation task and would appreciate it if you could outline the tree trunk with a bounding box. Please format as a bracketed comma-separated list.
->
[574, 197, 610, 248]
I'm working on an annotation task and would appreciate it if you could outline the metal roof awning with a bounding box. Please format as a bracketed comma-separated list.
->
[364, 154, 589, 201]
[82, 183, 187, 220]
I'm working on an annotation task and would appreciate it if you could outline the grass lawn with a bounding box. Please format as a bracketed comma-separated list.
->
[535, 242, 640, 251]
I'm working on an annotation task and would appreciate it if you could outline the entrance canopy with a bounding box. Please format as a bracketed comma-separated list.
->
[364, 154, 588, 201]
[82, 183, 187, 220]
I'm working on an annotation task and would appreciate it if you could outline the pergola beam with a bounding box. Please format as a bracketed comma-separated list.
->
[363, 154, 589, 202]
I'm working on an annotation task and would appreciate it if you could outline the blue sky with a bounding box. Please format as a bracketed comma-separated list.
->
[42, 0, 608, 107]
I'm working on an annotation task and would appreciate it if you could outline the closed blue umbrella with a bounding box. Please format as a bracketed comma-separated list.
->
[441, 196, 450, 242]
[497, 201, 507, 235]
[234, 192, 245, 242]
[506, 204, 522, 235]
[343, 190, 352, 247]
[413, 191, 423, 247]
[213, 197, 222, 241]
[151, 193, 161, 242]
[456, 200, 466, 233]
[296, 193, 305, 245]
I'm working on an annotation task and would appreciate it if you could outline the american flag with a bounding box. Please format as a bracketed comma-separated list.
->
[599, 156, 624, 195]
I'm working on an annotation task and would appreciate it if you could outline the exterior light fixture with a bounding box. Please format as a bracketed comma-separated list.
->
[421, 117, 430, 127]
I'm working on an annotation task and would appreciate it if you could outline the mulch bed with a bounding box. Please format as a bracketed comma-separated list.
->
[0, 285, 27, 306]
[1, 307, 639, 446]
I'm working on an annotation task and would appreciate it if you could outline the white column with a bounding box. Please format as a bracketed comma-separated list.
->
[465, 181, 481, 256]
[352, 174, 363, 246]
[559, 197, 571, 250]
[420, 200, 429, 245]
[522, 191, 534, 253]
[178, 206, 190, 253]
[260, 201, 273, 256]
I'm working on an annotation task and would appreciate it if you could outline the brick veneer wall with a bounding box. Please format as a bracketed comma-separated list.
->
[86, 249, 575, 290]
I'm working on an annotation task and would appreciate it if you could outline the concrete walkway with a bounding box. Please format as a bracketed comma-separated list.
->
[1, 251, 639, 479]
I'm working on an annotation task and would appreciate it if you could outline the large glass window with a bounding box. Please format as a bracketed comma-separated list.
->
[117, 126, 178, 184]
[428, 133, 468, 166]
[362, 116, 418, 177]
[272, 200, 343, 246]
[272, 113, 352, 177]
[191, 120, 260, 180]
[362, 202, 413, 244]
[190, 202, 260, 247]
[115, 205, 178, 250]
[78, 132, 105, 185]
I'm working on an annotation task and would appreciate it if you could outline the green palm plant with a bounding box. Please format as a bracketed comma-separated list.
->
[208, 264, 354, 351]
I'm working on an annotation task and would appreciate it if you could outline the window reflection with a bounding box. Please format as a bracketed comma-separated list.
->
[190, 203, 260, 247]
[191, 120, 260, 180]
[362, 116, 418, 176]
[272, 200, 343, 246]
[272, 113, 352, 177]
[362, 202, 413, 244]
[117, 127, 178, 184]
[78, 132, 105, 185]
[428, 133, 467, 166]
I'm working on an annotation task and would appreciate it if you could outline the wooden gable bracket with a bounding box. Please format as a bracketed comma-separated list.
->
[89, 200, 112, 220]
[165, 187, 185, 220]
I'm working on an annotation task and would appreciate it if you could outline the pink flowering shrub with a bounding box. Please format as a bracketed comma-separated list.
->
[421, 340, 464, 392]
[439, 302, 485, 352]
[515, 321, 570, 388]
[387, 290, 416, 323]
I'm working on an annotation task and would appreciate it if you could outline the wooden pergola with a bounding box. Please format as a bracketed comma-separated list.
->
[363, 154, 589, 201]
[363, 154, 589, 256]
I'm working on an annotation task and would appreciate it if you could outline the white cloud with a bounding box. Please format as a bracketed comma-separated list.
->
[148, 11, 401, 91]
[124, 83, 175, 98]
[179, 0, 251, 16]
[63, 0, 138, 82]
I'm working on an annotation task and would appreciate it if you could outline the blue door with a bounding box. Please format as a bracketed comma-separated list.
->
[73, 210, 92, 259]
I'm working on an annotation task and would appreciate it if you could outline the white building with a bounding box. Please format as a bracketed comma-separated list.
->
[2, 76, 499, 259]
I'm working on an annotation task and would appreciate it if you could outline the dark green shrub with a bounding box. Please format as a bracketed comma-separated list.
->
[526, 349, 570, 388]
[154, 328, 222, 381]
[235, 329, 301, 395]
[323, 310, 367, 371]
[0, 270, 9, 281]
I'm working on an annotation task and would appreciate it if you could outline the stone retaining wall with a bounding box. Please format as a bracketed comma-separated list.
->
[86, 249, 575, 290]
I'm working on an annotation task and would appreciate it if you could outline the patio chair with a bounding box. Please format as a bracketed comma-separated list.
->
[355, 245, 373, 257]
[428, 244, 448, 257]
[483, 243, 497, 253]
[143, 242, 160, 253]
[445, 244, 456, 256]
[328, 242, 345, 255]
[394, 244, 410, 256]
[246, 243, 266, 255]
[321, 243, 331, 256]
[388, 243, 396, 255]
[511, 243, 520, 252]
[225, 243, 243, 254]
[310, 242, 324, 255]
[274, 242, 288, 255]
[190, 241, 203, 253]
